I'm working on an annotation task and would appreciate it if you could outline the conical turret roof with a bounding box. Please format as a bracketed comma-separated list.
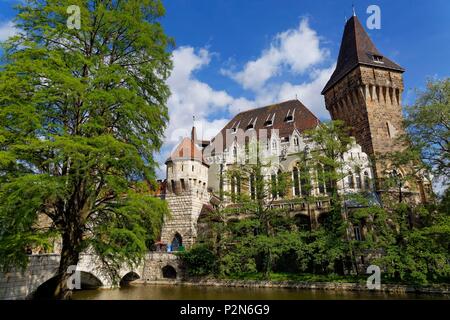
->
[322, 16, 404, 94]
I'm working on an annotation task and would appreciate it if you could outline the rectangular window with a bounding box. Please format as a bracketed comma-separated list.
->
[354, 225, 362, 241]
[293, 168, 300, 197]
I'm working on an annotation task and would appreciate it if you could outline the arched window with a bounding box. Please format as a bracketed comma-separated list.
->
[271, 173, 277, 198]
[348, 172, 355, 189]
[171, 233, 182, 251]
[293, 167, 300, 196]
[233, 145, 237, 162]
[364, 171, 371, 190]
[250, 174, 256, 200]
[245, 139, 250, 158]
[230, 175, 236, 202]
[355, 172, 362, 189]
[317, 165, 326, 194]
[323, 165, 333, 193]
[277, 169, 285, 198]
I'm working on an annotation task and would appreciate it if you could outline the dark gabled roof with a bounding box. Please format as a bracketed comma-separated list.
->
[322, 15, 404, 94]
[210, 99, 320, 152]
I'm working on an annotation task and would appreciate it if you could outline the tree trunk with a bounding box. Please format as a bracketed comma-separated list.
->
[263, 248, 272, 279]
[52, 227, 82, 300]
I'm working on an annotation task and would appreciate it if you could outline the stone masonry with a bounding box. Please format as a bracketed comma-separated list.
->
[0, 254, 60, 300]
[161, 128, 210, 249]
[324, 65, 406, 178]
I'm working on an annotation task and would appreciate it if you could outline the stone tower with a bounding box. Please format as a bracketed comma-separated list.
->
[322, 16, 407, 183]
[160, 126, 210, 250]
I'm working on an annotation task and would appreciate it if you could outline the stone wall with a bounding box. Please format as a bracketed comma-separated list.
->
[161, 186, 209, 249]
[141, 252, 183, 281]
[324, 65, 406, 171]
[323, 66, 430, 203]
[0, 254, 60, 300]
[0, 253, 181, 299]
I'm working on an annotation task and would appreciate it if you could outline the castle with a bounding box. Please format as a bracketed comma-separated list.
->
[158, 15, 429, 251]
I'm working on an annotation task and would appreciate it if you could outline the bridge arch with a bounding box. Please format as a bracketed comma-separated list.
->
[161, 265, 177, 279]
[30, 271, 104, 299]
[120, 271, 140, 286]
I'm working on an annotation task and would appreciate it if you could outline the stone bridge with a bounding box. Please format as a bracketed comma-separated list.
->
[0, 252, 182, 300]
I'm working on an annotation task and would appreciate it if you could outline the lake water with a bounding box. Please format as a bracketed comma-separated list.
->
[72, 284, 448, 300]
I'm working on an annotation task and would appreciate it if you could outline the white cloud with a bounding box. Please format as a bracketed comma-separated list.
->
[274, 65, 335, 119]
[156, 47, 237, 178]
[223, 18, 329, 91]
[0, 20, 18, 42]
[165, 46, 234, 146]
[156, 19, 335, 178]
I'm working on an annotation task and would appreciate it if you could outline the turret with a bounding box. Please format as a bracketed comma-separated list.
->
[160, 127, 210, 249]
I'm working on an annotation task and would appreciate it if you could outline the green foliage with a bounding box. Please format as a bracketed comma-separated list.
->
[405, 78, 450, 179]
[0, 0, 172, 295]
[177, 244, 217, 276]
[195, 118, 450, 285]
[352, 203, 450, 285]
[303, 120, 353, 196]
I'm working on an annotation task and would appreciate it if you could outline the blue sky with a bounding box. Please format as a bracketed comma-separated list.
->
[1, 0, 449, 177]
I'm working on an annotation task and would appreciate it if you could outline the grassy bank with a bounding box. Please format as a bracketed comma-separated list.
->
[220, 272, 365, 284]
[217, 272, 450, 286]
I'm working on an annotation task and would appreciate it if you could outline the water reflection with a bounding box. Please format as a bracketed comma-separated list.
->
[72, 284, 447, 300]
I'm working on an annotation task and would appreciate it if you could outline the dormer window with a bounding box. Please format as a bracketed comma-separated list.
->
[293, 136, 299, 146]
[245, 118, 257, 131]
[284, 109, 294, 122]
[373, 54, 384, 63]
[264, 113, 275, 127]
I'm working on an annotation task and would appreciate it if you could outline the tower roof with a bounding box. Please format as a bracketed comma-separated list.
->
[322, 16, 404, 94]
[166, 135, 209, 167]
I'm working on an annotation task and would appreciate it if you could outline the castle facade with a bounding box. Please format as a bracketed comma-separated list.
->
[159, 16, 428, 251]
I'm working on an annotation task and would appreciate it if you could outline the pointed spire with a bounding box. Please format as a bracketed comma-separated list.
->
[352, 3, 356, 17]
[322, 15, 404, 94]
[191, 125, 197, 144]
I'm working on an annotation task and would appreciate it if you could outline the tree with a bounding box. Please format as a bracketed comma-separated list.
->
[301, 121, 358, 275]
[224, 140, 291, 278]
[177, 244, 217, 277]
[0, 0, 172, 299]
[405, 78, 450, 180]
[352, 202, 450, 285]
[303, 120, 353, 197]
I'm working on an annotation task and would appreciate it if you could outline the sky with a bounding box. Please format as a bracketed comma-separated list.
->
[1, 0, 449, 178]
